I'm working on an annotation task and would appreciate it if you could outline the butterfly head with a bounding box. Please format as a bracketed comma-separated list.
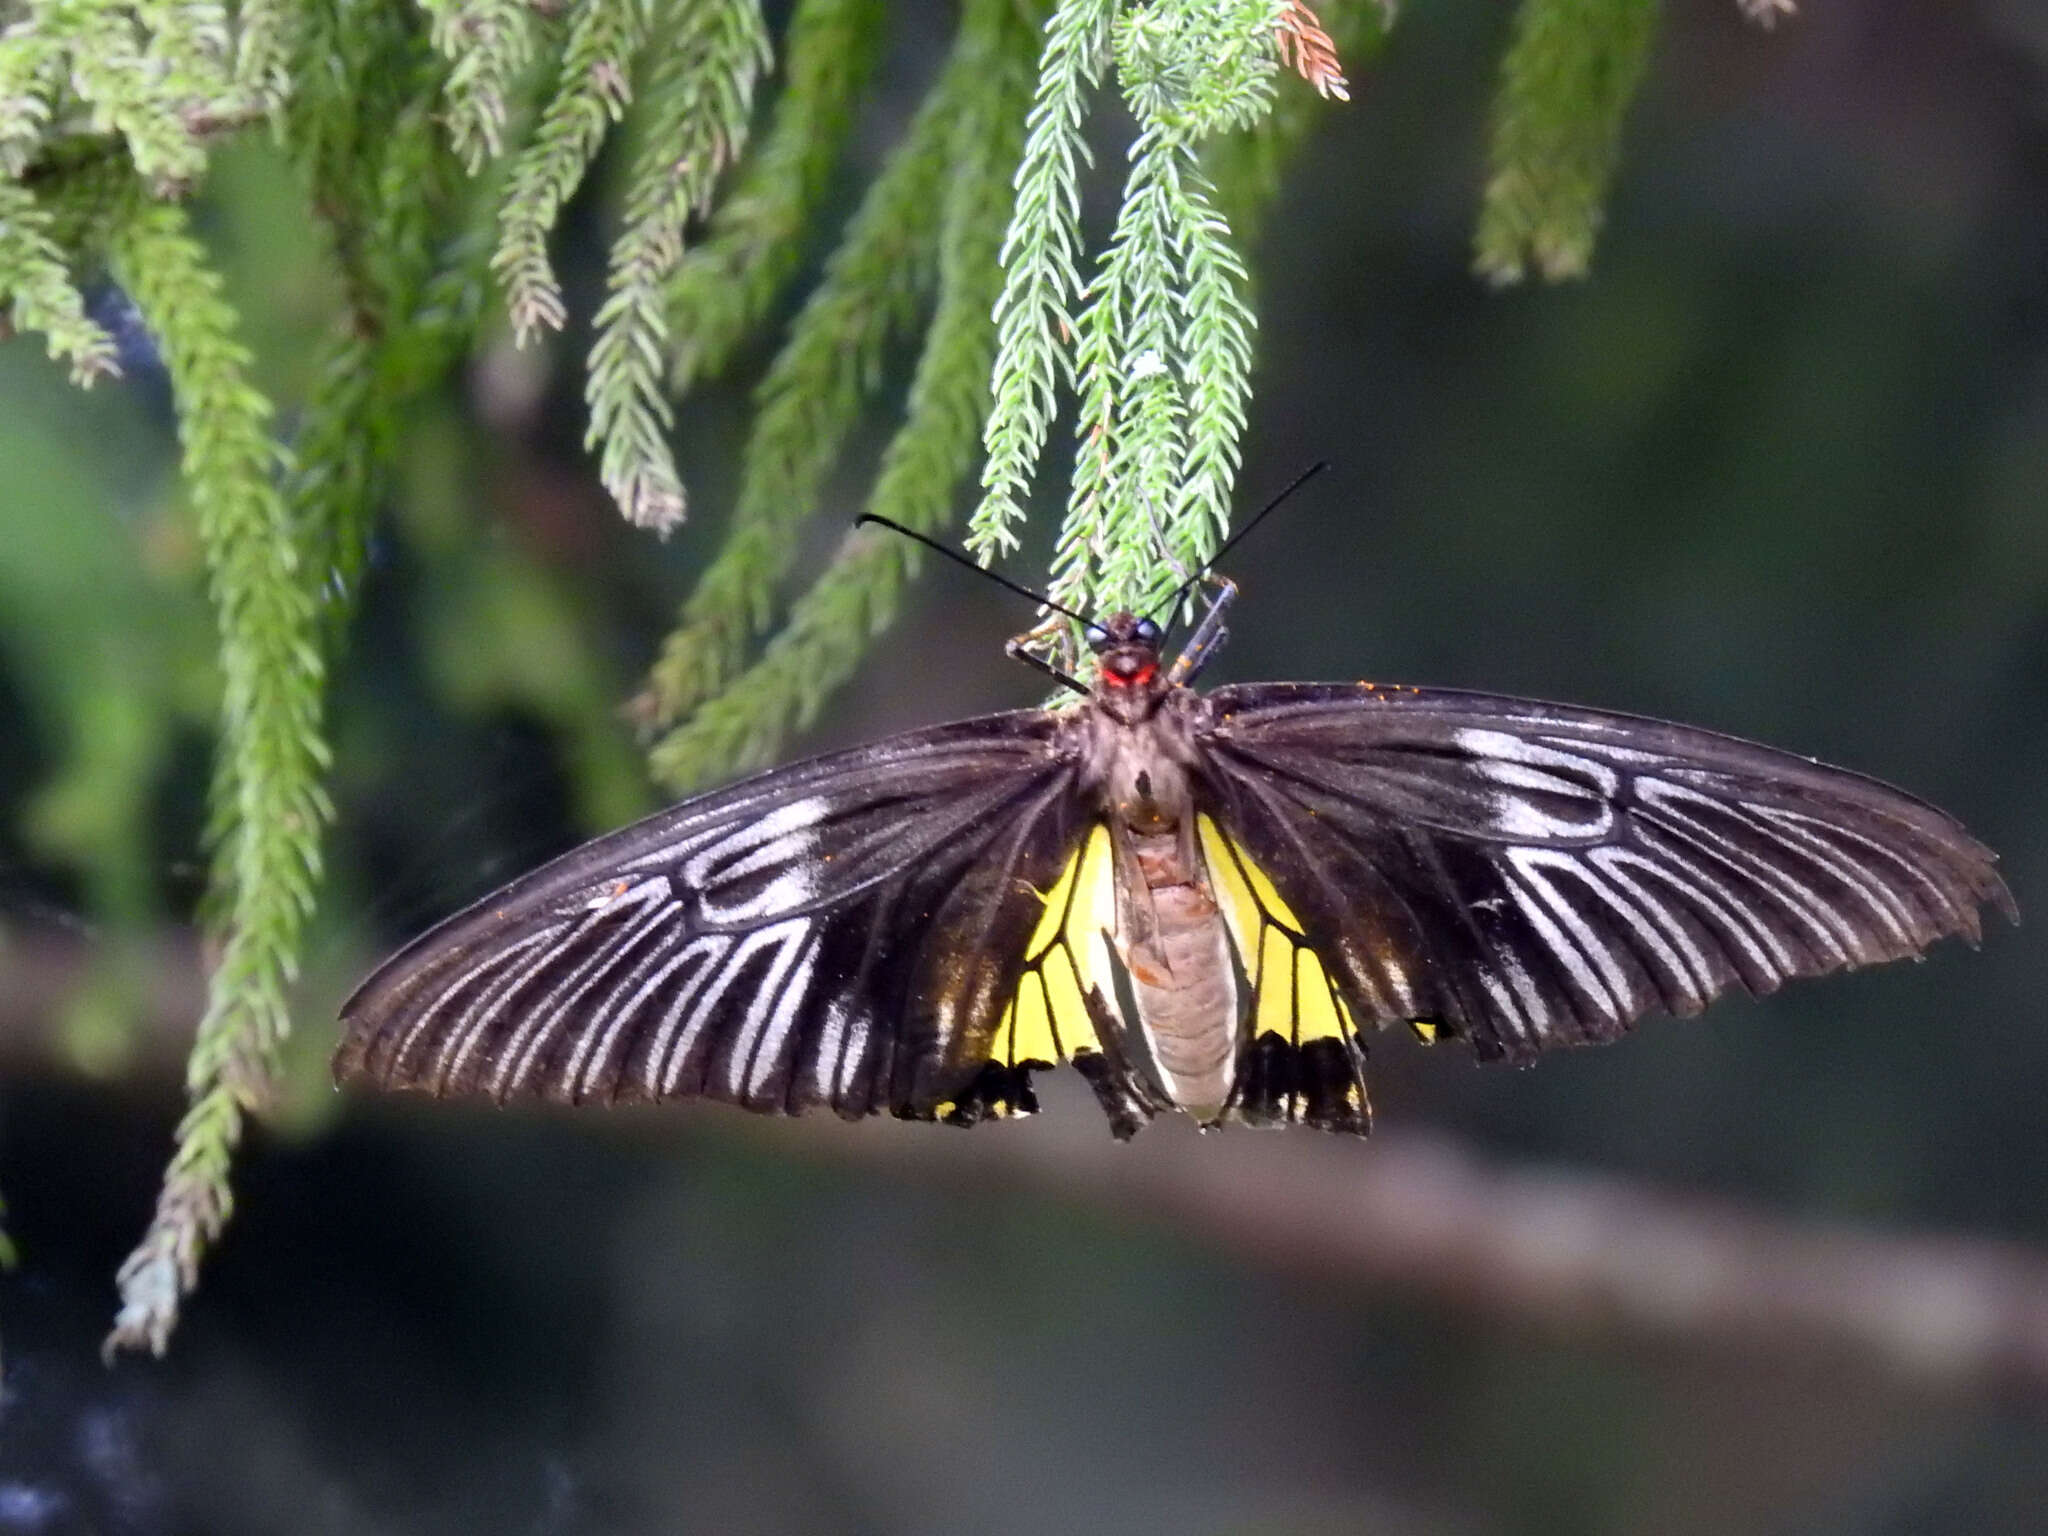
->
[1085, 612, 1168, 718]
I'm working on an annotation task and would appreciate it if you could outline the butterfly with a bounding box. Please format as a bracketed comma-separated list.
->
[333, 543, 2014, 1139]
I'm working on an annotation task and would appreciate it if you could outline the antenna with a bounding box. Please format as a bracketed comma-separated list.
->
[855, 515, 1092, 625]
[1152, 460, 1331, 626]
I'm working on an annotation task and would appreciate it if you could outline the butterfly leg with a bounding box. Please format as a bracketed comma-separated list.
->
[1005, 618, 1089, 697]
[1166, 574, 1238, 687]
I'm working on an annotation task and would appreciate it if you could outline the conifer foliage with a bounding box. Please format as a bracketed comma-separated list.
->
[0, 0, 1770, 1352]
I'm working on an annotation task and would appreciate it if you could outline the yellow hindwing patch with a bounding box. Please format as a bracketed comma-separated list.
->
[1197, 815, 1354, 1048]
[990, 824, 1121, 1068]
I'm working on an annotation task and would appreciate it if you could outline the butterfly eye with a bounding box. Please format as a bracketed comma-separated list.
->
[1083, 622, 1112, 651]
[1133, 618, 1163, 646]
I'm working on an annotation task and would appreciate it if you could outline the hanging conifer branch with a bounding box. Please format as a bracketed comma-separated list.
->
[1474, 0, 1659, 285]
[1056, 127, 1191, 625]
[648, 0, 1035, 788]
[965, 0, 1117, 564]
[231, 0, 295, 107]
[1171, 170, 1254, 576]
[132, 0, 236, 126]
[663, 0, 886, 393]
[637, 33, 973, 735]
[0, 22, 66, 177]
[1274, 0, 1349, 99]
[1204, 0, 1391, 240]
[0, 179, 122, 382]
[995, 0, 1305, 669]
[102, 191, 333, 1358]
[583, 0, 770, 531]
[418, 0, 542, 172]
[287, 0, 481, 619]
[15, 0, 212, 189]
[493, 0, 653, 343]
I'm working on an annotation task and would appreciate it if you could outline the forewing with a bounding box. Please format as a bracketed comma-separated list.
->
[1197, 682, 2014, 1061]
[335, 712, 1088, 1118]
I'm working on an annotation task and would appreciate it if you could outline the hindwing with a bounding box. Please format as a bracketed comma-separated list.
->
[1195, 815, 1372, 1133]
[938, 822, 1138, 1127]
[1195, 682, 2014, 1062]
[334, 713, 1093, 1121]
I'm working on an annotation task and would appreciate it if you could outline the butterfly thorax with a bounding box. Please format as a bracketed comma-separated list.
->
[1068, 633, 1239, 1123]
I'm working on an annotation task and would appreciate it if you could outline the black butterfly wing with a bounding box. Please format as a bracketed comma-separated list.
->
[334, 712, 1091, 1119]
[1195, 682, 2014, 1062]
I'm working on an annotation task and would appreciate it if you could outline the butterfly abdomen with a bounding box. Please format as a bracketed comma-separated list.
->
[1118, 827, 1239, 1123]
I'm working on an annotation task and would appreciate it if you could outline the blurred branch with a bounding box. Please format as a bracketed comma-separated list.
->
[784, 1106, 2048, 1395]
[6, 929, 2047, 1393]
[0, 932, 208, 1080]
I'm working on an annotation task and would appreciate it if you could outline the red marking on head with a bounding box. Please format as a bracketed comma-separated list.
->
[1104, 658, 1158, 688]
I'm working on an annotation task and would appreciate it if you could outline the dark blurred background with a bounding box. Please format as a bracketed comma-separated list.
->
[3, 0, 2047, 1531]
